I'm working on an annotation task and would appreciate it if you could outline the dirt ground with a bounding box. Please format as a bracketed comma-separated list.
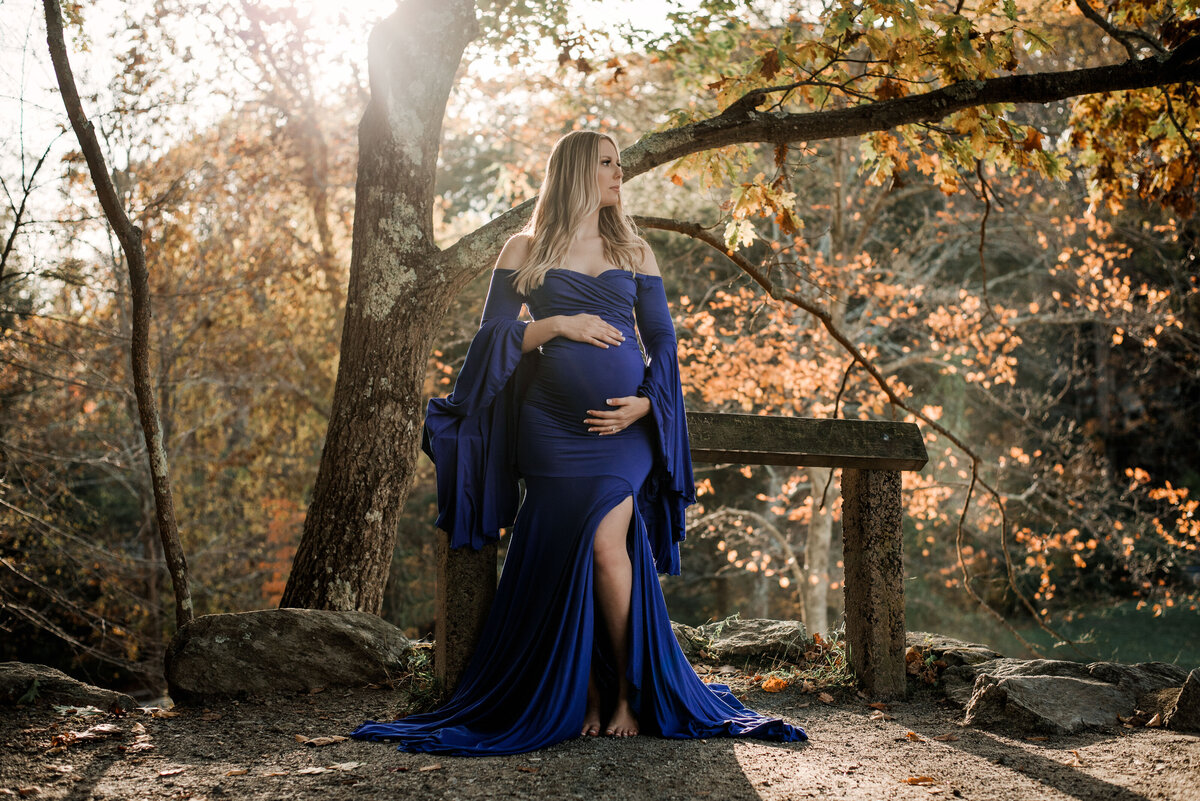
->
[3, 681, 1198, 801]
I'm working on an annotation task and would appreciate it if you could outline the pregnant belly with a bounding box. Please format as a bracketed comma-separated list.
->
[525, 338, 646, 425]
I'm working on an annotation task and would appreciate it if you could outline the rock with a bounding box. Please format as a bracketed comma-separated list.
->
[942, 658, 1092, 707]
[906, 631, 1002, 667]
[671, 621, 706, 660]
[165, 609, 415, 704]
[964, 674, 1133, 734]
[0, 662, 137, 711]
[1087, 660, 1190, 698]
[692, 618, 810, 664]
[943, 657, 1191, 734]
[1164, 668, 1200, 732]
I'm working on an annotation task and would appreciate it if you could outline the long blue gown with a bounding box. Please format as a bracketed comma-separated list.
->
[349, 266, 807, 755]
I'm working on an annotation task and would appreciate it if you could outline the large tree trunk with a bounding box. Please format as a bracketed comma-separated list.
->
[279, 0, 479, 612]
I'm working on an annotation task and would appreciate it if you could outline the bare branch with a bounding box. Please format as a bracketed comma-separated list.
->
[1072, 0, 1165, 59]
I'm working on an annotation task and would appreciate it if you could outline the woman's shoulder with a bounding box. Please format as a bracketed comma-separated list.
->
[495, 233, 532, 273]
[632, 236, 661, 278]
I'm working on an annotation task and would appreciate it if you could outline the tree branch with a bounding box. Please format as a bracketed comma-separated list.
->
[447, 36, 1200, 284]
[621, 38, 1199, 177]
[1072, 0, 1165, 59]
[639, 214, 1079, 654]
[42, 0, 193, 628]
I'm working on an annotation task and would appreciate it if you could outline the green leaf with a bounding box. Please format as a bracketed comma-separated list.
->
[1003, 0, 1018, 21]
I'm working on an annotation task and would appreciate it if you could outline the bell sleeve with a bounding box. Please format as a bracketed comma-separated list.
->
[421, 268, 535, 550]
[633, 274, 697, 576]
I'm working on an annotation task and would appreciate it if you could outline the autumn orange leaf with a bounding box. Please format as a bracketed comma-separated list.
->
[761, 676, 788, 692]
[903, 776, 938, 786]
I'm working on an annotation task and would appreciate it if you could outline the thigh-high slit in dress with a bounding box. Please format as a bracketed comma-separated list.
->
[349, 266, 807, 755]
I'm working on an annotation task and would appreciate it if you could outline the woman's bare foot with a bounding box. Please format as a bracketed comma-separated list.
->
[582, 704, 602, 737]
[605, 700, 639, 737]
[581, 675, 602, 737]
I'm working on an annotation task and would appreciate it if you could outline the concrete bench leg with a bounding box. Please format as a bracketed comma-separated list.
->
[434, 530, 496, 692]
[841, 468, 906, 699]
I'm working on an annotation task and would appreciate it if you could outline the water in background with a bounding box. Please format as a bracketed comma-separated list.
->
[907, 587, 1200, 668]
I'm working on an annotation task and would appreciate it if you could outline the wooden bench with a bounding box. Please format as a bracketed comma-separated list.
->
[435, 411, 929, 699]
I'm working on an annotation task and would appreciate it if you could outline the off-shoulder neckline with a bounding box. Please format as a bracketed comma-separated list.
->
[494, 267, 662, 280]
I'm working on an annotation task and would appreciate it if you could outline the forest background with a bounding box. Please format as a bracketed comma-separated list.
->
[1, 0, 1198, 698]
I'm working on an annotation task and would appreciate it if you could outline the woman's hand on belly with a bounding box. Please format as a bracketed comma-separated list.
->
[557, 314, 625, 349]
[584, 395, 652, 435]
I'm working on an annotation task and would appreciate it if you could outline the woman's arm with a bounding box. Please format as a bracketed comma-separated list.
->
[491, 234, 623, 353]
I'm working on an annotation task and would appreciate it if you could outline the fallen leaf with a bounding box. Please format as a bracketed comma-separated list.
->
[418, 763, 443, 772]
[329, 762, 363, 771]
[517, 766, 540, 773]
[130, 722, 146, 735]
[147, 708, 179, 719]
[1068, 749, 1085, 767]
[761, 676, 788, 693]
[263, 771, 289, 776]
[1146, 713, 1163, 728]
[17, 789, 40, 798]
[200, 712, 223, 721]
[225, 769, 248, 776]
[296, 767, 330, 775]
[903, 776, 938, 786]
[119, 734, 155, 753]
[158, 768, 185, 777]
[295, 734, 348, 747]
[53, 705, 103, 718]
[905, 731, 925, 742]
[307, 686, 326, 694]
[932, 734, 959, 742]
[51, 723, 123, 748]
[818, 692, 835, 704]
[1026, 736, 1048, 742]
[867, 702, 890, 711]
[869, 710, 895, 721]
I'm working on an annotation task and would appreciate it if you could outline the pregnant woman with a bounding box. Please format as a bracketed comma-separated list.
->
[350, 130, 807, 755]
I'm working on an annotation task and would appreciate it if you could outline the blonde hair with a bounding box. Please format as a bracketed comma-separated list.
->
[512, 130, 645, 295]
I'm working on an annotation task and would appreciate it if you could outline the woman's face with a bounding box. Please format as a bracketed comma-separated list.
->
[596, 138, 622, 208]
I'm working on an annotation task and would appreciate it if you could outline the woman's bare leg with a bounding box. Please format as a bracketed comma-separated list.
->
[590, 495, 638, 737]
[582, 670, 602, 736]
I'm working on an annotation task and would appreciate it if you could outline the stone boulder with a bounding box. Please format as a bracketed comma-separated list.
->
[906, 631, 1001, 668]
[672, 618, 810, 664]
[671, 621, 707, 661]
[1164, 668, 1200, 732]
[0, 662, 137, 711]
[165, 609, 415, 704]
[942, 657, 1191, 734]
